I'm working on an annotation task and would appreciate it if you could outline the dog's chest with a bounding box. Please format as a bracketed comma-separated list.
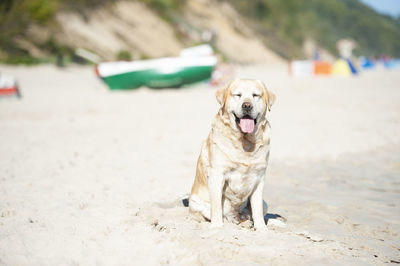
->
[224, 165, 265, 204]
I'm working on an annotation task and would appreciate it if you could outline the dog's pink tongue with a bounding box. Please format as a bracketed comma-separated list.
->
[239, 118, 255, 133]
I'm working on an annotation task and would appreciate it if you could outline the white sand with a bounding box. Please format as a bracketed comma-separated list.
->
[0, 64, 399, 265]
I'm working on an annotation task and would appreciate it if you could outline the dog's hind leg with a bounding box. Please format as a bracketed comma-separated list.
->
[189, 195, 211, 221]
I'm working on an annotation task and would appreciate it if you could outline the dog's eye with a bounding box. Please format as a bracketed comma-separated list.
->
[253, 94, 261, 98]
[233, 93, 241, 98]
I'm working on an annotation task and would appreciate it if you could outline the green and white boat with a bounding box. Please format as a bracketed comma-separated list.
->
[96, 55, 217, 89]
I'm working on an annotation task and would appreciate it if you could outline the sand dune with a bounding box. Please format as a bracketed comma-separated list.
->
[0, 64, 399, 265]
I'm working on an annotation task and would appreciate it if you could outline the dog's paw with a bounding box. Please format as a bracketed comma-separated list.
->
[255, 226, 268, 232]
[254, 223, 268, 232]
[210, 221, 224, 228]
[239, 219, 253, 229]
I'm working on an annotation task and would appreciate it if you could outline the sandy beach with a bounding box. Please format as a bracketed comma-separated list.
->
[0, 64, 399, 265]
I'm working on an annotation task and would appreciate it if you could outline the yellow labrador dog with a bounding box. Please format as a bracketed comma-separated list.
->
[189, 79, 275, 230]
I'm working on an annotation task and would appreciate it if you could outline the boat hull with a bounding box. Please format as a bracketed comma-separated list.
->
[97, 54, 217, 90]
[101, 65, 214, 89]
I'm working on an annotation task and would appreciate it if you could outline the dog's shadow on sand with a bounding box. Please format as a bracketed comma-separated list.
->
[264, 213, 287, 226]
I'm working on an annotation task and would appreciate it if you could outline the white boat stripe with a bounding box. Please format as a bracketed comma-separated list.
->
[97, 56, 217, 77]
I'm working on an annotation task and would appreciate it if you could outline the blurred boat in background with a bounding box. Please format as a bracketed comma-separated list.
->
[96, 45, 217, 89]
[0, 73, 21, 98]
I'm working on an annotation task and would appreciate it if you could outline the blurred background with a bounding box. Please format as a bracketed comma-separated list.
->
[0, 0, 399, 65]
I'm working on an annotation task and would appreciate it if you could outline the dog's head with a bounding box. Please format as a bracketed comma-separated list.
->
[216, 79, 275, 134]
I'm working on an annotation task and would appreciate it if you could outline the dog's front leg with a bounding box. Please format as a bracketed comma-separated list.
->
[208, 169, 224, 227]
[250, 177, 267, 231]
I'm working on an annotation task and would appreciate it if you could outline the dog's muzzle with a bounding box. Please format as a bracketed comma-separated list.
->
[234, 103, 256, 134]
[242, 102, 253, 114]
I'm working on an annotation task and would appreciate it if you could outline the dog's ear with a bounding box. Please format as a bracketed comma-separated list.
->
[215, 86, 225, 106]
[257, 80, 276, 111]
[266, 90, 276, 112]
[216, 79, 235, 106]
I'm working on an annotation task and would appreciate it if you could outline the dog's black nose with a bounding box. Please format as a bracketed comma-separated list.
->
[242, 102, 253, 111]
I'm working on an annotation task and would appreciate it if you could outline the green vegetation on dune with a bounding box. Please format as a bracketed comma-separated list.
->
[139, 0, 183, 22]
[0, 0, 180, 63]
[229, 0, 400, 58]
[0, 0, 117, 63]
[0, 0, 52, 63]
